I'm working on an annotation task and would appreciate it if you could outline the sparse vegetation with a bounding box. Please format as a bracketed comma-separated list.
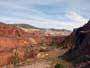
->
[10, 24, 38, 29]
[11, 48, 20, 68]
[39, 49, 48, 52]
[55, 64, 66, 68]
[25, 46, 33, 58]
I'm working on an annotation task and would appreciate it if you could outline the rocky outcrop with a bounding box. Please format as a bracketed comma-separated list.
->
[0, 22, 30, 37]
[62, 20, 90, 67]
[63, 20, 90, 55]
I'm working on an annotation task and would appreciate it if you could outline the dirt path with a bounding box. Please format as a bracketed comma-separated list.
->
[45, 48, 73, 68]
[17, 48, 67, 68]
[19, 61, 51, 68]
[6, 47, 73, 68]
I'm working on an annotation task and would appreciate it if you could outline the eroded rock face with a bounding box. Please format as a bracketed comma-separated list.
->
[0, 22, 32, 66]
[0, 22, 30, 37]
[79, 20, 90, 31]
[62, 20, 90, 67]
[63, 20, 90, 54]
[0, 22, 31, 51]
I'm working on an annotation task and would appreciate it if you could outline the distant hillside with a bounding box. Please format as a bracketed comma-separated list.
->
[48, 28, 71, 32]
[10, 24, 39, 29]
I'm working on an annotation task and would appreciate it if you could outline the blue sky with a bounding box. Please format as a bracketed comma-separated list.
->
[0, 0, 90, 30]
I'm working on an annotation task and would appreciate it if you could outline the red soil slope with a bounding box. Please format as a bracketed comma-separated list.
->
[0, 22, 32, 66]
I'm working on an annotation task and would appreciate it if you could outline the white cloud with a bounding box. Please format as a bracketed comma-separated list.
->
[0, 14, 83, 31]
[0, 0, 89, 31]
[0, 11, 88, 31]
[66, 11, 88, 23]
[31, 0, 64, 5]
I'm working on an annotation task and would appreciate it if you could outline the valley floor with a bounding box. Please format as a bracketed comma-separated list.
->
[2, 46, 73, 68]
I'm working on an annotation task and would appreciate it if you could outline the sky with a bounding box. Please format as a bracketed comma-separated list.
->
[0, 0, 90, 30]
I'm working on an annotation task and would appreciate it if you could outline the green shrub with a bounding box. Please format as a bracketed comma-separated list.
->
[55, 64, 66, 68]
[11, 49, 20, 68]
[11, 56, 19, 66]
[39, 49, 48, 52]
[25, 46, 32, 58]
